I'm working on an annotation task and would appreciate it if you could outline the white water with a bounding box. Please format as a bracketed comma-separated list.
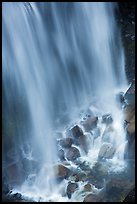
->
[2, 2, 128, 202]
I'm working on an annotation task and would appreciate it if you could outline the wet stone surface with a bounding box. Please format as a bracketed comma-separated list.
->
[66, 146, 81, 161]
[66, 182, 78, 199]
[71, 125, 84, 138]
[118, 2, 135, 83]
[123, 188, 135, 202]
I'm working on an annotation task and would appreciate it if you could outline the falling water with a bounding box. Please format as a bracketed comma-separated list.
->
[2, 2, 128, 201]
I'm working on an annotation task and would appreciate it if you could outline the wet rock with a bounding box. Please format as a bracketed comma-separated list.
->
[123, 188, 135, 202]
[102, 179, 135, 202]
[84, 183, 92, 192]
[92, 162, 108, 178]
[124, 104, 135, 136]
[54, 164, 71, 180]
[119, 2, 135, 82]
[127, 130, 135, 145]
[129, 112, 135, 124]
[127, 121, 135, 134]
[102, 114, 113, 125]
[98, 143, 115, 160]
[124, 81, 135, 105]
[2, 175, 11, 201]
[123, 104, 135, 123]
[13, 193, 22, 200]
[66, 146, 80, 161]
[66, 182, 78, 199]
[116, 92, 125, 104]
[2, 180, 9, 195]
[105, 179, 134, 193]
[73, 172, 87, 182]
[107, 186, 124, 202]
[58, 149, 66, 161]
[83, 194, 98, 202]
[82, 116, 98, 131]
[59, 138, 73, 148]
[125, 131, 135, 160]
[79, 161, 91, 172]
[77, 134, 89, 153]
[92, 179, 104, 189]
[5, 163, 26, 185]
[71, 125, 84, 138]
[2, 192, 24, 202]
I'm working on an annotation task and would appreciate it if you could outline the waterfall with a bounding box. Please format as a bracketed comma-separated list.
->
[2, 2, 128, 201]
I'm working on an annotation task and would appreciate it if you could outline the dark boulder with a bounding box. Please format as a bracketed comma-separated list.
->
[66, 182, 78, 199]
[2, 192, 23, 202]
[59, 138, 73, 148]
[54, 164, 71, 180]
[58, 149, 66, 161]
[12, 193, 22, 200]
[71, 125, 84, 138]
[84, 183, 92, 192]
[73, 172, 87, 182]
[66, 146, 80, 161]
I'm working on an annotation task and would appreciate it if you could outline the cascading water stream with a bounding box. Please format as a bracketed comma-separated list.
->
[2, 2, 128, 201]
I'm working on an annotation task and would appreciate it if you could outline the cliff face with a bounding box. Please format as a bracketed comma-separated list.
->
[118, 2, 135, 83]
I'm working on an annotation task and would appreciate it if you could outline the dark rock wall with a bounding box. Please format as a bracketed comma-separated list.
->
[118, 2, 135, 83]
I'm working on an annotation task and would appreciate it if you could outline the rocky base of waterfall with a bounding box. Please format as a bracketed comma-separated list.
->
[3, 84, 135, 202]
[54, 87, 135, 202]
